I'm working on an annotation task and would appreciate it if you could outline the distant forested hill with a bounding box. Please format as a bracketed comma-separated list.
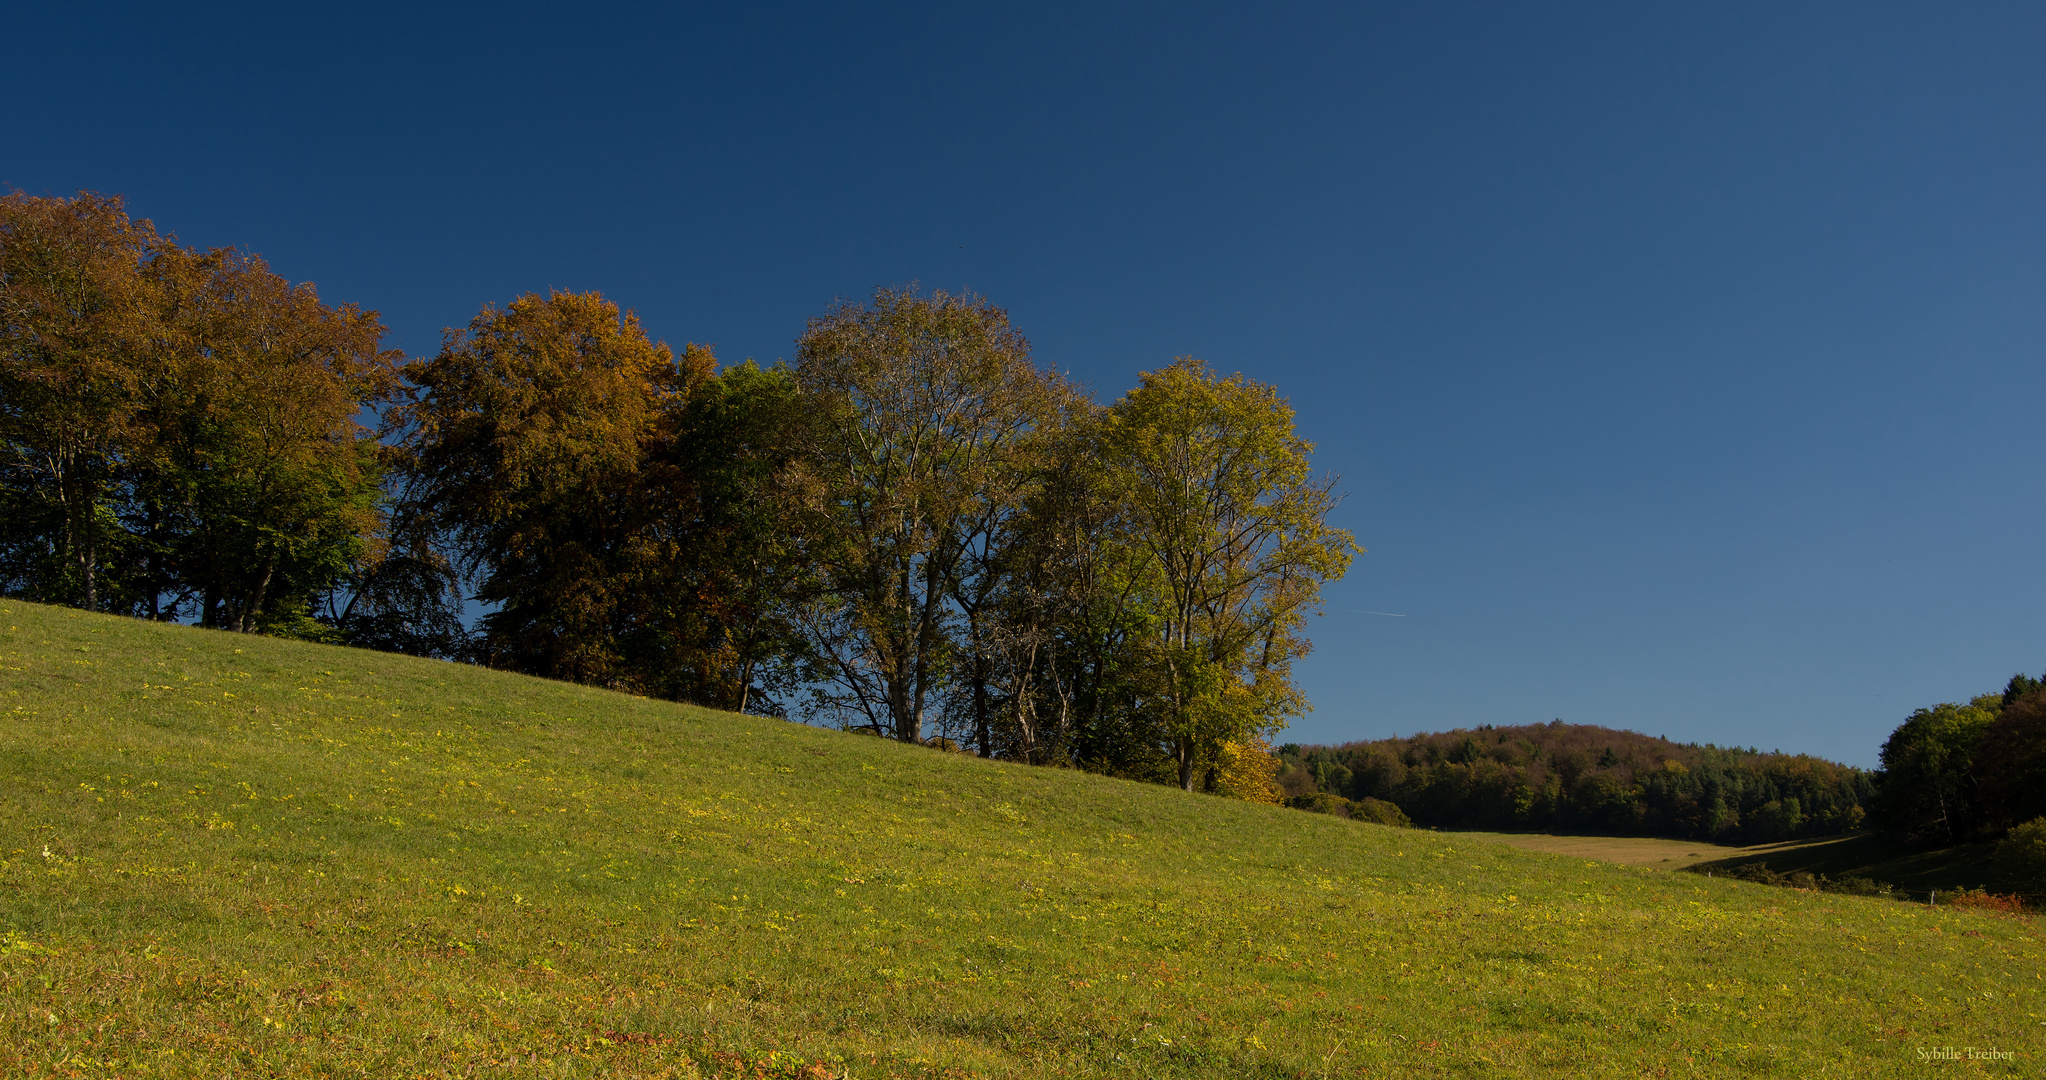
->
[1277, 722, 1872, 844]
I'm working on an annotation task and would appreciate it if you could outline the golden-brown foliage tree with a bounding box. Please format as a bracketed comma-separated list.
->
[0, 191, 162, 610]
[393, 290, 707, 685]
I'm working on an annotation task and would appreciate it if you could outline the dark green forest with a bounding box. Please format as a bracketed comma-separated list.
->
[1274, 722, 1873, 845]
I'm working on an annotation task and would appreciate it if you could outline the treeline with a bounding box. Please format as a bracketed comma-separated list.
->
[1870, 674, 2046, 845]
[1276, 722, 1874, 844]
[1, 191, 1354, 795]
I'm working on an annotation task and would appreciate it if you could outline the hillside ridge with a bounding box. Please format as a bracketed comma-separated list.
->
[1, 600, 2038, 1077]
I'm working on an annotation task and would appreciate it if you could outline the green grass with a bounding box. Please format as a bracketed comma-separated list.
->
[1, 599, 2040, 1078]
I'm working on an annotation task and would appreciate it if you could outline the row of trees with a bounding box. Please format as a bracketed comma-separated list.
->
[1276, 722, 1873, 844]
[2, 192, 1355, 794]
[1870, 674, 2046, 845]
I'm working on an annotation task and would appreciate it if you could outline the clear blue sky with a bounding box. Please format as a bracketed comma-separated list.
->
[8, 3, 2043, 766]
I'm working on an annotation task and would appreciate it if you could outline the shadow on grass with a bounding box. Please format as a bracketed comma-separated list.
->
[1691, 831, 2011, 896]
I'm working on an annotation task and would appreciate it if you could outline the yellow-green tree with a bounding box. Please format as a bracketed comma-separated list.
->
[1098, 358, 1356, 790]
[1211, 736, 1284, 803]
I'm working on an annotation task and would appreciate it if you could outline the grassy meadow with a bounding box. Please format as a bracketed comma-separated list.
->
[2, 600, 2041, 1077]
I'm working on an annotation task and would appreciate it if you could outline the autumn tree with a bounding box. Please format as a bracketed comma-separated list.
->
[789, 287, 1074, 743]
[1050, 440, 1175, 778]
[929, 386, 1108, 761]
[391, 290, 708, 684]
[632, 359, 815, 712]
[0, 191, 161, 610]
[138, 246, 398, 633]
[320, 535, 468, 658]
[1, 191, 397, 629]
[1095, 358, 1356, 790]
[970, 418, 1162, 770]
[1974, 689, 2046, 832]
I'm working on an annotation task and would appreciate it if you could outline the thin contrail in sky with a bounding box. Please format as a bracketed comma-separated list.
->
[1352, 610, 1407, 617]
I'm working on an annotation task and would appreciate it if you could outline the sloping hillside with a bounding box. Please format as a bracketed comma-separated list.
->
[1, 600, 2037, 1077]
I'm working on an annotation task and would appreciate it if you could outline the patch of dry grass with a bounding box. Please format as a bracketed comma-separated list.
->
[1448, 832, 1828, 870]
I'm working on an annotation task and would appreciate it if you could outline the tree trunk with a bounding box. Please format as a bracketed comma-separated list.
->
[81, 533, 97, 612]
[890, 667, 917, 743]
[890, 550, 920, 743]
[143, 499, 160, 620]
[972, 653, 991, 758]
[239, 558, 277, 633]
[59, 455, 99, 612]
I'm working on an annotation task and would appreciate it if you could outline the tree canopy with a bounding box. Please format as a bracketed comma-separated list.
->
[1097, 358, 1356, 789]
[390, 289, 704, 685]
[1862, 676, 2046, 847]
[787, 287, 1075, 743]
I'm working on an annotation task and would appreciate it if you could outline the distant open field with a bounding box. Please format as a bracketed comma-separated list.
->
[1446, 832, 1793, 870]
[2, 599, 2040, 1077]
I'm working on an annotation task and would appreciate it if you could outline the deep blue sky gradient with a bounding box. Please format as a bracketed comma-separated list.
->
[8, 2, 2044, 765]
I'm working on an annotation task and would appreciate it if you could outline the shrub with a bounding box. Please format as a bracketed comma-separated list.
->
[1703, 864, 1897, 899]
[1286, 792, 1352, 818]
[1350, 796, 1411, 828]
[1719, 863, 1788, 887]
[1211, 738, 1283, 804]
[1941, 888, 2026, 914]
[1993, 816, 2046, 890]
[1831, 875, 1895, 898]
